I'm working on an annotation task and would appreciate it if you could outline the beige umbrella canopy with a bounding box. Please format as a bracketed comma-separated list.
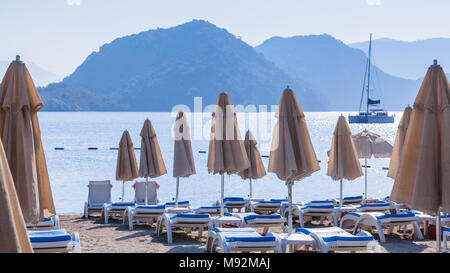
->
[207, 92, 249, 216]
[173, 111, 195, 206]
[327, 115, 363, 209]
[268, 87, 320, 233]
[387, 106, 413, 179]
[116, 130, 139, 201]
[0, 56, 55, 224]
[352, 129, 393, 199]
[0, 139, 33, 253]
[139, 119, 167, 179]
[390, 60, 450, 252]
[238, 130, 266, 199]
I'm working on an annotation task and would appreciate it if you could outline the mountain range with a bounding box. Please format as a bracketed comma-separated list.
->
[32, 20, 447, 111]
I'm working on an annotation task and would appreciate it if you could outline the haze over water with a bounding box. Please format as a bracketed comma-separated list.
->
[40, 111, 401, 214]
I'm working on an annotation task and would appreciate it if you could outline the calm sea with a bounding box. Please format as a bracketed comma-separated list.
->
[39, 111, 402, 214]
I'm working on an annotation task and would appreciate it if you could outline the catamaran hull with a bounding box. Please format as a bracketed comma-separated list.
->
[348, 115, 394, 124]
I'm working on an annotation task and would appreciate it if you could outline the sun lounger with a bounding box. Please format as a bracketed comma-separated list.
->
[84, 180, 112, 218]
[206, 227, 282, 253]
[232, 212, 285, 235]
[134, 181, 159, 205]
[28, 229, 81, 253]
[340, 211, 423, 243]
[102, 202, 136, 224]
[123, 204, 166, 230]
[194, 206, 226, 215]
[337, 196, 364, 205]
[27, 216, 60, 230]
[156, 213, 211, 244]
[223, 197, 246, 212]
[294, 201, 339, 228]
[251, 199, 288, 214]
[295, 226, 380, 253]
[444, 227, 450, 253]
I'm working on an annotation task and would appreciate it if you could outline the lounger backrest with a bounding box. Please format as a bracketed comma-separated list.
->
[134, 181, 158, 205]
[88, 180, 111, 206]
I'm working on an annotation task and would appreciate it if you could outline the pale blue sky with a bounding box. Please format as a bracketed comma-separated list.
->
[1, 0, 449, 76]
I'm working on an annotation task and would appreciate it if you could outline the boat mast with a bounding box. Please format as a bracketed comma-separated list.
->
[366, 33, 372, 113]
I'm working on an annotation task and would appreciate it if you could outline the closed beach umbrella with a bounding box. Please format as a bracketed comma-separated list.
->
[238, 130, 266, 199]
[208, 92, 249, 216]
[387, 105, 413, 179]
[327, 115, 363, 210]
[0, 56, 55, 224]
[390, 60, 450, 252]
[0, 139, 33, 253]
[268, 87, 320, 233]
[173, 111, 195, 207]
[116, 130, 139, 201]
[138, 119, 167, 204]
[352, 129, 393, 199]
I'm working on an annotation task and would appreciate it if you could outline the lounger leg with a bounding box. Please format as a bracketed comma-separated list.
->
[198, 227, 203, 239]
[375, 222, 386, 243]
[299, 213, 305, 228]
[167, 222, 173, 244]
[129, 212, 134, 231]
[333, 213, 338, 227]
[412, 221, 424, 240]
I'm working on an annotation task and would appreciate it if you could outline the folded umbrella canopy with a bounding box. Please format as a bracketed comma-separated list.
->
[327, 115, 363, 210]
[0, 139, 33, 253]
[208, 92, 249, 216]
[352, 129, 393, 199]
[238, 130, 266, 199]
[0, 56, 55, 224]
[390, 60, 450, 252]
[116, 130, 139, 201]
[387, 105, 413, 179]
[268, 86, 320, 233]
[173, 111, 195, 207]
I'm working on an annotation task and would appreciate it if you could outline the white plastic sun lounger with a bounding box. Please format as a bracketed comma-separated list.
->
[337, 195, 364, 206]
[206, 227, 282, 253]
[27, 216, 60, 230]
[294, 201, 339, 228]
[123, 204, 166, 230]
[295, 226, 380, 253]
[84, 180, 112, 218]
[251, 199, 288, 214]
[444, 227, 450, 253]
[102, 202, 136, 224]
[134, 181, 159, 205]
[223, 197, 247, 212]
[340, 211, 423, 243]
[232, 212, 285, 235]
[156, 213, 211, 244]
[28, 229, 81, 253]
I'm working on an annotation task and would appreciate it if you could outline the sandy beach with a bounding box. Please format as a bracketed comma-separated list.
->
[57, 214, 439, 253]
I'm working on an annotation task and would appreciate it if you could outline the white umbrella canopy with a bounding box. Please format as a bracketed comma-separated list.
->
[352, 129, 393, 199]
[207, 92, 249, 216]
[390, 60, 450, 252]
[268, 87, 320, 233]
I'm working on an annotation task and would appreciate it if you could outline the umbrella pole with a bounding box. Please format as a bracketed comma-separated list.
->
[364, 158, 368, 200]
[340, 179, 343, 212]
[122, 181, 125, 202]
[145, 177, 148, 205]
[221, 174, 225, 217]
[249, 178, 253, 199]
[176, 177, 180, 208]
[437, 208, 442, 252]
[287, 182, 293, 234]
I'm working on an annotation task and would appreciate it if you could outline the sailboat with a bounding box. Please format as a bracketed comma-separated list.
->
[349, 34, 394, 124]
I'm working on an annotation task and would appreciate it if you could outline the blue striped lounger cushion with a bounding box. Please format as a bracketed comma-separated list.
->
[223, 197, 246, 205]
[255, 201, 283, 208]
[212, 228, 276, 244]
[28, 229, 73, 249]
[243, 214, 283, 225]
[307, 200, 335, 206]
[27, 217, 53, 227]
[109, 202, 136, 209]
[296, 228, 374, 247]
[134, 205, 166, 214]
[375, 211, 417, 223]
[170, 213, 210, 223]
[165, 200, 191, 207]
[357, 202, 391, 211]
[301, 205, 335, 213]
[269, 199, 288, 203]
[343, 196, 363, 203]
[194, 206, 225, 214]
